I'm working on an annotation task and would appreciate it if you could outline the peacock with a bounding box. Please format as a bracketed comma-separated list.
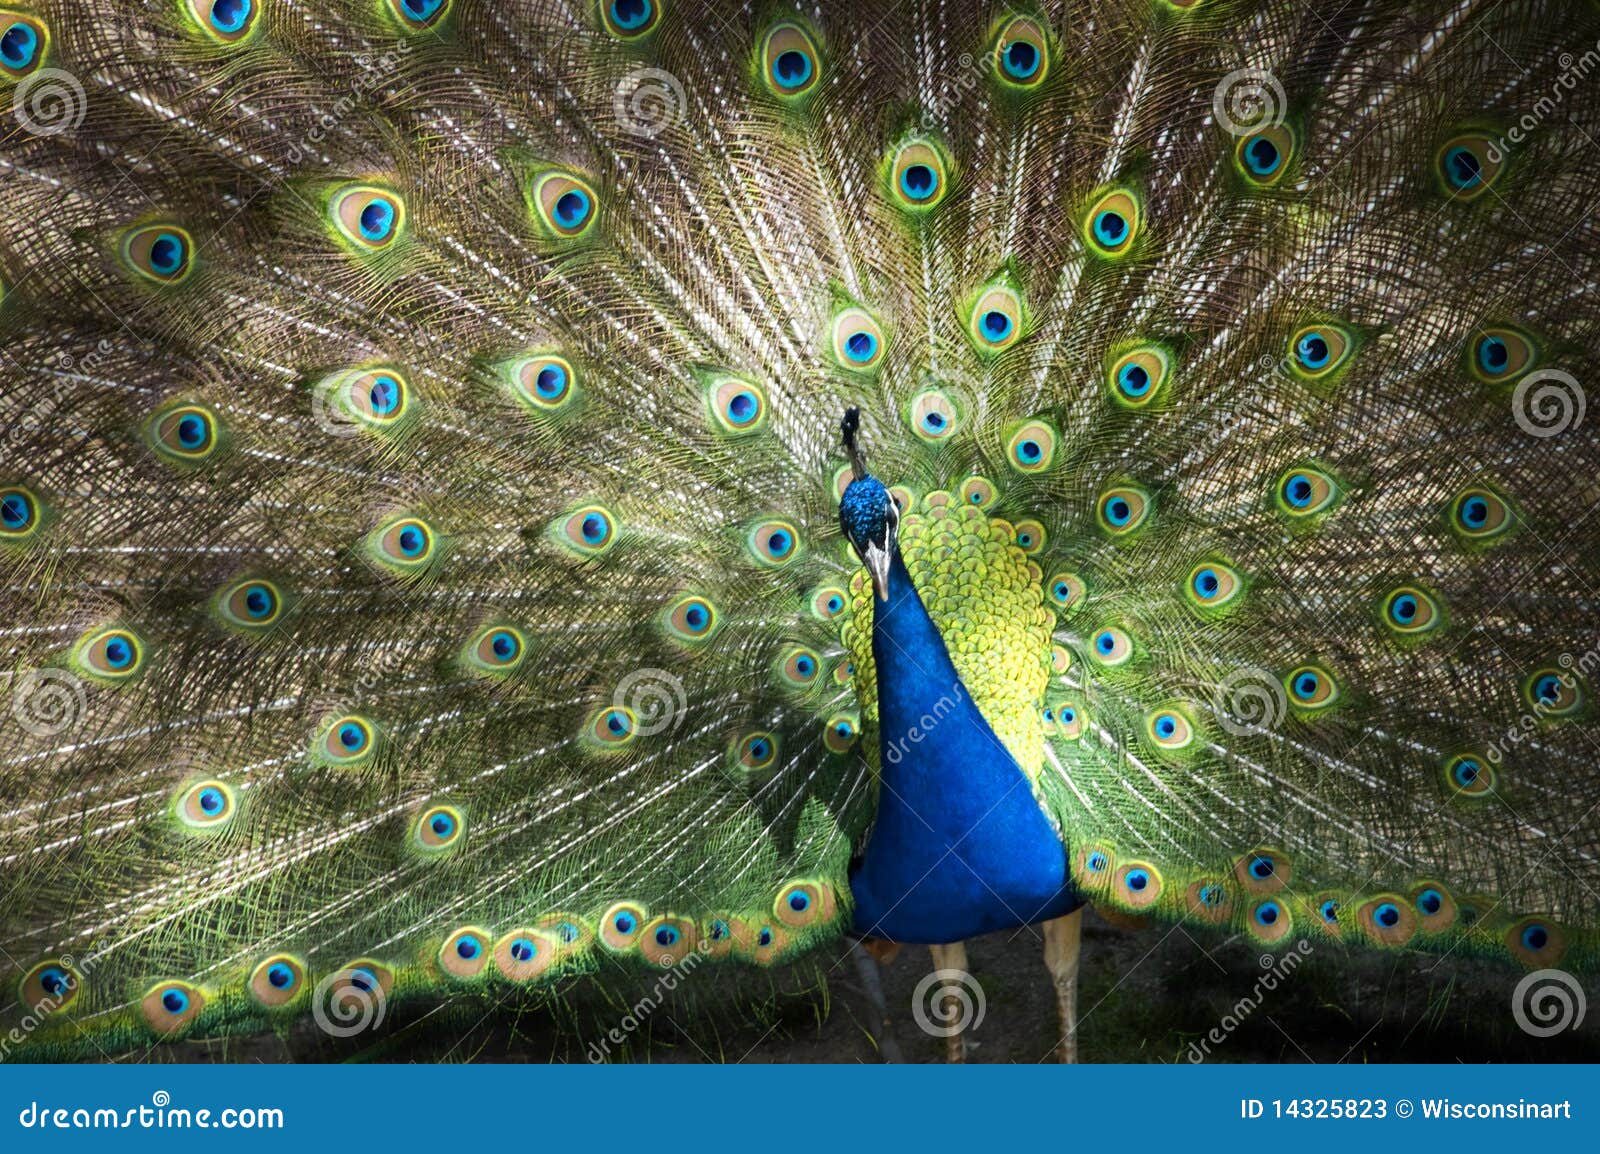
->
[1, 0, 1597, 1065]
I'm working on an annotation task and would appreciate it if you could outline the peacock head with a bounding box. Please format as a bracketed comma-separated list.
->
[838, 408, 898, 601]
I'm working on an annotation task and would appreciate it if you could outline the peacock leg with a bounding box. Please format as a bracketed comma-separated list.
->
[926, 941, 971, 1063]
[1043, 907, 1083, 1064]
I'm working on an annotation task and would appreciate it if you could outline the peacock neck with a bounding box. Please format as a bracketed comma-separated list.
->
[848, 544, 1078, 943]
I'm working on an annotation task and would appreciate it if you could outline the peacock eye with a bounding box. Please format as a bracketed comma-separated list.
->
[960, 476, 999, 508]
[149, 403, 220, 463]
[178, 780, 235, 829]
[1436, 132, 1504, 200]
[1525, 667, 1582, 716]
[1046, 572, 1085, 612]
[708, 378, 768, 434]
[1146, 709, 1193, 750]
[993, 17, 1048, 86]
[531, 172, 598, 239]
[388, 0, 450, 29]
[1285, 664, 1339, 710]
[1096, 485, 1150, 535]
[811, 585, 848, 620]
[832, 307, 885, 371]
[557, 504, 618, 556]
[0, 485, 42, 539]
[1468, 326, 1535, 382]
[665, 594, 718, 642]
[331, 186, 406, 251]
[1288, 323, 1353, 380]
[1084, 189, 1141, 257]
[588, 706, 637, 748]
[142, 980, 206, 1032]
[889, 139, 949, 210]
[967, 283, 1024, 353]
[0, 14, 47, 79]
[733, 731, 778, 770]
[75, 627, 145, 681]
[601, 0, 658, 38]
[1235, 124, 1296, 184]
[746, 519, 800, 567]
[1005, 420, 1057, 473]
[1275, 465, 1339, 518]
[508, 354, 578, 413]
[250, 955, 306, 1008]
[1185, 562, 1241, 611]
[119, 223, 195, 284]
[185, 0, 262, 42]
[1013, 520, 1046, 555]
[1381, 586, 1441, 635]
[1107, 345, 1171, 407]
[762, 23, 820, 98]
[823, 713, 859, 753]
[909, 389, 961, 440]
[1089, 626, 1132, 666]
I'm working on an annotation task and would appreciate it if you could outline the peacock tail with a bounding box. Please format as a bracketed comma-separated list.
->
[2, 0, 1598, 1059]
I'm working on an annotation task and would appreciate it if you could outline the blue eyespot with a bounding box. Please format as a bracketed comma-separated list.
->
[844, 331, 878, 363]
[1244, 135, 1281, 176]
[787, 890, 810, 913]
[765, 530, 791, 558]
[749, 737, 771, 761]
[1154, 715, 1176, 739]
[242, 585, 274, 619]
[398, 525, 426, 556]
[554, 189, 591, 230]
[1087, 851, 1108, 872]
[609, 0, 652, 31]
[2, 490, 34, 531]
[1002, 39, 1039, 80]
[1417, 889, 1443, 915]
[1014, 439, 1042, 465]
[899, 163, 937, 201]
[1059, 707, 1075, 724]
[614, 912, 636, 935]
[757, 927, 774, 947]
[1249, 856, 1274, 880]
[1444, 145, 1482, 189]
[161, 988, 190, 1015]
[1453, 758, 1481, 787]
[358, 199, 395, 243]
[401, 0, 445, 19]
[490, 631, 518, 661]
[1284, 474, 1314, 508]
[456, 935, 481, 960]
[708, 920, 729, 941]
[1092, 210, 1127, 247]
[1198, 885, 1222, 907]
[1374, 902, 1401, 928]
[338, 722, 368, 752]
[510, 938, 536, 962]
[104, 637, 134, 669]
[1105, 498, 1132, 526]
[38, 967, 70, 997]
[1478, 336, 1508, 374]
[1534, 674, 1563, 705]
[266, 962, 295, 990]
[1117, 362, 1151, 397]
[556, 921, 580, 944]
[430, 812, 455, 839]
[655, 926, 680, 947]
[726, 390, 758, 425]
[1460, 496, 1489, 528]
[981, 310, 1013, 342]
[772, 49, 812, 90]
[149, 233, 186, 276]
[1254, 901, 1280, 927]
[367, 375, 401, 416]
[1, 22, 39, 70]
[605, 710, 633, 738]
[198, 787, 224, 815]
[350, 968, 376, 993]
[1292, 672, 1320, 700]
[1194, 568, 1220, 597]
[826, 594, 843, 614]
[1125, 869, 1150, 892]
[1296, 332, 1331, 371]
[1522, 924, 1549, 951]
[1319, 899, 1339, 923]
[535, 363, 566, 399]
[210, 0, 252, 34]
[1390, 594, 1418, 625]
[581, 514, 608, 545]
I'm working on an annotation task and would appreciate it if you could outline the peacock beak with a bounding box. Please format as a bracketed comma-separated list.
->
[863, 539, 892, 602]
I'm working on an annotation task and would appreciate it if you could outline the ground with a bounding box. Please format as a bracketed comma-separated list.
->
[161, 908, 1598, 1064]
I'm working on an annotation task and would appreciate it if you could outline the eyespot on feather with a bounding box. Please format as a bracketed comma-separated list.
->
[731, 731, 778, 771]
[530, 171, 598, 239]
[774, 880, 837, 928]
[641, 915, 698, 966]
[761, 23, 820, 98]
[508, 353, 578, 413]
[0, 484, 44, 542]
[1524, 667, 1582, 717]
[1410, 883, 1457, 934]
[706, 377, 768, 434]
[556, 504, 618, 557]
[1046, 572, 1085, 614]
[1184, 561, 1242, 612]
[73, 627, 146, 683]
[330, 185, 406, 251]
[1087, 626, 1132, 667]
[249, 955, 306, 1008]
[1506, 917, 1566, 967]
[317, 714, 376, 766]
[888, 139, 950, 211]
[1106, 345, 1171, 408]
[19, 960, 81, 1014]
[148, 403, 220, 464]
[959, 476, 999, 509]
[1083, 188, 1141, 258]
[1285, 664, 1339, 711]
[176, 779, 235, 831]
[1235, 124, 1295, 185]
[493, 929, 560, 982]
[1357, 896, 1416, 946]
[1247, 898, 1292, 944]
[967, 283, 1025, 354]
[1443, 752, 1495, 798]
[992, 16, 1048, 87]
[327, 959, 393, 1016]
[217, 577, 285, 630]
[370, 515, 438, 570]
[1287, 323, 1354, 381]
[1436, 132, 1505, 201]
[1449, 486, 1513, 541]
[0, 10, 49, 79]
[664, 593, 719, 642]
[1467, 326, 1536, 383]
[185, 0, 263, 43]
[600, 901, 648, 951]
[1275, 465, 1340, 518]
[465, 625, 525, 674]
[141, 981, 206, 1033]
[121, 225, 194, 285]
[1235, 848, 1291, 894]
[823, 713, 859, 753]
[586, 706, 637, 749]
[1073, 845, 1116, 889]
[745, 519, 800, 568]
[414, 804, 464, 851]
[1006, 421, 1056, 473]
[1096, 484, 1150, 535]
[600, 0, 659, 39]
[1113, 862, 1162, 909]
[1185, 881, 1232, 925]
[440, 927, 492, 979]
[386, 0, 451, 30]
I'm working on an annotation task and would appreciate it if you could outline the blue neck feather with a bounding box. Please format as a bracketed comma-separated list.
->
[849, 549, 1078, 943]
